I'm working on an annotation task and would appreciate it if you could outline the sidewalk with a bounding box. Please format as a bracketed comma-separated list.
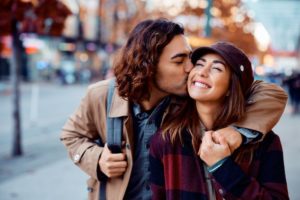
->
[0, 81, 11, 96]
[0, 82, 89, 200]
[1, 82, 299, 200]
[0, 158, 88, 200]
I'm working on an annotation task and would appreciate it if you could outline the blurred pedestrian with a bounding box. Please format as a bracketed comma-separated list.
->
[60, 19, 287, 200]
[150, 42, 289, 200]
[294, 73, 300, 113]
[283, 71, 300, 114]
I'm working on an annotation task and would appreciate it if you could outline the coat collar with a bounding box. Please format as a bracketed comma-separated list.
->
[107, 85, 187, 118]
[108, 85, 130, 118]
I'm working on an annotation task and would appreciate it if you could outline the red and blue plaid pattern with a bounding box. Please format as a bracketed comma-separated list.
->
[149, 130, 289, 200]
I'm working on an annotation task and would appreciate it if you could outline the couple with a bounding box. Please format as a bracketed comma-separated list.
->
[60, 19, 289, 200]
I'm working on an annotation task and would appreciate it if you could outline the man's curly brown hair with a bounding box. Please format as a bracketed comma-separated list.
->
[113, 19, 184, 104]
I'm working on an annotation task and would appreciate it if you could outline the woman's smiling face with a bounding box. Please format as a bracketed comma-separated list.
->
[188, 53, 231, 103]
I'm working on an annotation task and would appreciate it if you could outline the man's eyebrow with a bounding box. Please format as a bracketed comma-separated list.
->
[171, 53, 189, 59]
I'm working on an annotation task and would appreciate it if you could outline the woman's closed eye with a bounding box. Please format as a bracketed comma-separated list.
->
[212, 66, 223, 72]
[211, 63, 225, 72]
[195, 61, 205, 67]
[195, 63, 204, 67]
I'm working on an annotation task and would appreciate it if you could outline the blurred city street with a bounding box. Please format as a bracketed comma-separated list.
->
[0, 82, 299, 200]
[0, 0, 300, 199]
[0, 82, 89, 200]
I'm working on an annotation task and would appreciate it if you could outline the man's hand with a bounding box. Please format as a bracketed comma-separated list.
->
[212, 126, 242, 153]
[199, 131, 231, 166]
[99, 143, 127, 178]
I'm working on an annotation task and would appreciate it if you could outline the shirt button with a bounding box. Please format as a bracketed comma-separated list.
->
[73, 154, 80, 162]
[146, 141, 150, 149]
[218, 189, 224, 195]
[145, 143, 150, 149]
[146, 184, 150, 190]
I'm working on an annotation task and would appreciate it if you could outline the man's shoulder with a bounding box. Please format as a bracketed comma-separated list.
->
[88, 79, 111, 91]
[76, 79, 111, 107]
[85, 79, 113, 98]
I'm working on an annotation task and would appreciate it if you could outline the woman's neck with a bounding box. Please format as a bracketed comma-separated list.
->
[195, 101, 221, 130]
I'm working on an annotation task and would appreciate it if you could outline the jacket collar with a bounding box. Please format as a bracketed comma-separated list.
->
[108, 85, 130, 118]
[108, 86, 187, 118]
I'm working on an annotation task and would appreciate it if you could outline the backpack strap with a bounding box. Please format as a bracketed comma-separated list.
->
[106, 79, 123, 153]
[100, 79, 123, 200]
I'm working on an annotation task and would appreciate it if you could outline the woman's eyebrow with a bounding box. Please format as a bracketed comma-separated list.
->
[196, 58, 206, 63]
[212, 60, 226, 66]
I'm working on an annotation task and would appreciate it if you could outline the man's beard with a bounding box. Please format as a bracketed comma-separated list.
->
[152, 76, 188, 97]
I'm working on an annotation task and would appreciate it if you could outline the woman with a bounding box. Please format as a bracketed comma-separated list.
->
[149, 42, 289, 200]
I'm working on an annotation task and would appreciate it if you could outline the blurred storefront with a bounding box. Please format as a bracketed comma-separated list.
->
[1, 0, 299, 84]
[0, 36, 12, 81]
[245, 0, 300, 77]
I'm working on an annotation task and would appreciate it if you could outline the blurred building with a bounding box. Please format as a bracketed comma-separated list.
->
[244, 0, 300, 75]
[4, 0, 298, 83]
[245, 0, 300, 52]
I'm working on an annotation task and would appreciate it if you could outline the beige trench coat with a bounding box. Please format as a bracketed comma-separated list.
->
[60, 78, 287, 200]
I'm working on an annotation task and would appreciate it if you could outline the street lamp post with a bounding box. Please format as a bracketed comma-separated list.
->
[204, 0, 212, 37]
[11, 18, 23, 156]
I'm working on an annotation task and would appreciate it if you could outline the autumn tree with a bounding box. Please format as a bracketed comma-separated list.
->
[184, 0, 258, 54]
[0, 0, 71, 157]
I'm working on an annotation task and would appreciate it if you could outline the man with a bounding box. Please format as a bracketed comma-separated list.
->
[60, 19, 287, 200]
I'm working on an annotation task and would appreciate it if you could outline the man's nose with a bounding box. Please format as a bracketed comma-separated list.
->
[184, 60, 193, 73]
